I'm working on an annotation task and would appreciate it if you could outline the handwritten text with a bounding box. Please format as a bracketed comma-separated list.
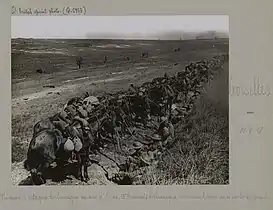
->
[11, 5, 87, 16]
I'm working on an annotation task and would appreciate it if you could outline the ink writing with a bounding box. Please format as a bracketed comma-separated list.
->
[230, 76, 271, 97]
[11, 5, 86, 16]
[239, 126, 264, 135]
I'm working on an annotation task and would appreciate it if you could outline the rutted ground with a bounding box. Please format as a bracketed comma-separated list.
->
[11, 39, 229, 185]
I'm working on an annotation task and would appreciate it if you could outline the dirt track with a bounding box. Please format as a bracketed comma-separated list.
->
[11, 38, 229, 185]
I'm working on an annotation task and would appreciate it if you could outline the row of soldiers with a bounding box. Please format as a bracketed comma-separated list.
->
[107, 55, 226, 182]
[45, 55, 225, 179]
[76, 51, 150, 69]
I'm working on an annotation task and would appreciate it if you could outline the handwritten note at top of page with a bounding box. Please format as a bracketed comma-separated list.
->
[11, 5, 87, 16]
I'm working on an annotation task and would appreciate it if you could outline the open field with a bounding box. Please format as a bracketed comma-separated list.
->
[11, 38, 229, 185]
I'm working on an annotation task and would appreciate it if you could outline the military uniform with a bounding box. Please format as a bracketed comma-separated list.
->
[157, 117, 175, 148]
[164, 84, 175, 116]
[136, 89, 151, 126]
[124, 142, 146, 172]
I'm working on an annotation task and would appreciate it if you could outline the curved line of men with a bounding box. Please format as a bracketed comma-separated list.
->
[26, 54, 227, 184]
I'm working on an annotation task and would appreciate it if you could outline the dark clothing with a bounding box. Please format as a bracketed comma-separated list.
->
[128, 85, 138, 94]
[76, 56, 83, 69]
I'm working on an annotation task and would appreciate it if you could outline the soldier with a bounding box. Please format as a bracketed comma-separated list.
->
[76, 56, 83, 69]
[67, 97, 91, 120]
[75, 102, 89, 119]
[58, 108, 72, 125]
[51, 116, 82, 163]
[164, 72, 169, 78]
[104, 55, 108, 64]
[128, 83, 138, 94]
[163, 84, 175, 117]
[84, 91, 89, 98]
[64, 116, 94, 163]
[58, 97, 92, 155]
[64, 101, 78, 119]
[115, 97, 129, 133]
[125, 142, 149, 172]
[157, 116, 175, 149]
[82, 95, 100, 115]
[136, 88, 151, 126]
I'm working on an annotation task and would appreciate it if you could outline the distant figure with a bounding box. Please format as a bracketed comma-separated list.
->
[76, 56, 83, 69]
[128, 83, 138, 94]
[174, 48, 180, 52]
[36, 68, 43, 74]
[141, 52, 148, 58]
[104, 56, 108, 64]
[84, 92, 89, 98]
[36, 68, 46, 74]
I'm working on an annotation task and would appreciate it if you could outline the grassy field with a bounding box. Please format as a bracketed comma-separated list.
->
[11, 38, 229, 185]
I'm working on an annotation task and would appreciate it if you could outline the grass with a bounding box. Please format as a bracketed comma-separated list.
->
[138, 60, 229, 185]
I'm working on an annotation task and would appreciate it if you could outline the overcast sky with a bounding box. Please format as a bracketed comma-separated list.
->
[11, 15, 229, 39]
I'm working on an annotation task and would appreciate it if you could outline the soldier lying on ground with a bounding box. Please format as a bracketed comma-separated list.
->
[111, 142, 160, 184]
[124, 142, 156, 172]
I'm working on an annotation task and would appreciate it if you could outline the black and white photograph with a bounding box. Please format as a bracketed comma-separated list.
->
[11, 15, 229, 186]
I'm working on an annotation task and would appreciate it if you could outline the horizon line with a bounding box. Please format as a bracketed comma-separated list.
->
[11, 29, 229, 39]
